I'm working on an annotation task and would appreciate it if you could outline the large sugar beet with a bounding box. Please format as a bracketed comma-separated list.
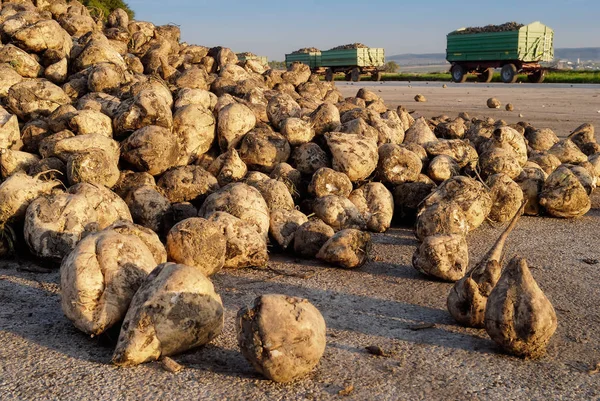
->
[217, 102, 256, 150]
[341, 117, 379, 142]
[68, 109, 113, 137]
[157, 166, 219, 204]
[435, 118, 466, 139]
[424, 139, 478, 169]
[106, 220, 167, 265]
[310, 102, 341, 135]
[0, 150, 40, 179]
[479, 147, 523, 179]
[207, 148, 247, 187]
[412, 234, 469, 282]
[112, 263, 224, 366]
[377, 144, 422, 184]
[113, 89, 173, 136]
[0, 44, 43, 78]
[316, 228, 371, 268]
[270, 163, 303, 200]
[422, 176, 492, 231]
[291, 143, 330, 175]
[269, 209, 308, 249]
[485, 126, 528, 166]
[247, 178, 295, 211]
[66, 149, 119, 187]
[404, 117, 437, 146]
[525, 128, 559, 152]
[206, 212, 268, 268]
[415, 201, 468, 241]
[447, 203, 524, 328]
[427, 155, 460, 183]
[266, 92, 301, 129]
[309, 167, 353, 198]
[293, 219, 335, 258]
[325, 132, 378, 182]
[237, 294, 326, 383]
[166, 218, 226, 277]
[348, 182, 394, 233]
[539, 165, 591, 218]
[527, 153, 561, 176]
[173, 104, 216, 165]
[485, 256, 557, 358]
[125, 185, 172, 234]
[487, 174, 524, 223]
[0, 172, 61, 225]
[312, 195, 367, 231]
[52, 134, 120, 164]
[568, 123, 598, 155]
[548, 139, 587, 164]
[238, 129, 291, 173]
[199, 183, 270, 238]
[175, 88, 217, 110]
[113, 170, 156, 199]
[0, 108, 21, 150]
[7, 79, 70, 120]
[121, 126, 180, 176]
[24, 183, 132, 261]
[0, 64, 23, 98]
[515, 167, 547, 216]
[60, 229, 157, 336]
[280, 117, 314, 146]
[78, 92, 121, 118]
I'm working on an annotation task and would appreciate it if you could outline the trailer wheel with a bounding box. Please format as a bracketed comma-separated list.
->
[372, 71, 382, 81]
[451, 64, 467, 83]
[528, 69, 546, 84]
[477, 68, 494, 83]
[325, 68, 334, 82]
[501, 64, 518, 83]
[345, 73, 352, 81]
[351, 67, 361, 82]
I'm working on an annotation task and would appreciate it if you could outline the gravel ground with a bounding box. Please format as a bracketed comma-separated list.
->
[1, 83, 600, 401]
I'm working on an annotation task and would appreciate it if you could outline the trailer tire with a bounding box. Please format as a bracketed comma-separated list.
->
[477, 68, 494, 83]
[345, 73, 352, 81]
[528, 69, 546, 84]
[325, 68, 334, 82]
[501, 64, 518, 83]
[451, 64, 467, 83]
[372, 71, 382, 82]
[351, 67, 361, 82]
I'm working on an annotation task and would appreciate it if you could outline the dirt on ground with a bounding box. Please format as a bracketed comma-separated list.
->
[1, 83, 600, 401]
[338, 81, 600, 136]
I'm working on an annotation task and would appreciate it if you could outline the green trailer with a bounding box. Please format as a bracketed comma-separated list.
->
[285, 47, 385, 82]
[446, 21, 554, 83]
[320, 48, 385, 81]
[284, 51, 322, 69]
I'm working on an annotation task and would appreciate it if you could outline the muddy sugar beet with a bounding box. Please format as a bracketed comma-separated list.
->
[112, 263, 224, 366]
[484, 256, 557, 358]
[237, 294, 326, 383]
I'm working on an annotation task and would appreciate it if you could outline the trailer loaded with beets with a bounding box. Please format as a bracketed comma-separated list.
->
[446, 21, 554, 83]
[285, 44, 385, 82]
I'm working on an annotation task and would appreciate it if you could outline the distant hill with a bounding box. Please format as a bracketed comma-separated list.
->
[555, 48, 600, 61]
[388, 48, 600, 64]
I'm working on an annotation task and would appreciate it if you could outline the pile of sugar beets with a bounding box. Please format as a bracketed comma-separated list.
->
[0, 0, 595, 383]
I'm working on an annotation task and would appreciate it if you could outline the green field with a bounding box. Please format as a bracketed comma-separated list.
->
[334, 70, 600, 84]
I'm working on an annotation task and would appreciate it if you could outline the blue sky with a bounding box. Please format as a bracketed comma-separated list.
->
[127, 0, 600, 60]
